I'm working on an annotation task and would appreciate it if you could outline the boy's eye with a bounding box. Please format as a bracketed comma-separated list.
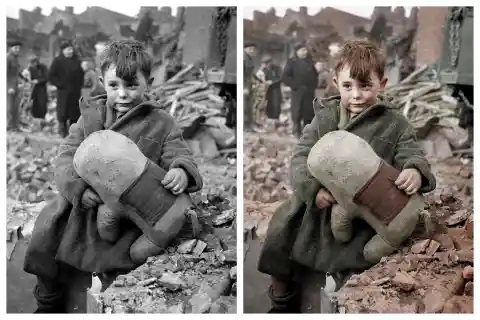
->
[342, 83, 351, 89]
[108, 82, 118, 88]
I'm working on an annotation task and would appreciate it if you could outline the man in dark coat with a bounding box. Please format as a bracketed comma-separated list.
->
[258, 56, 283, 120]
[243, 42, 257, 131]
[49, 40, 84, 137]
[27, 55, 49, 119]
[7, 40, 25, 131]
[281, 43, 319, 137]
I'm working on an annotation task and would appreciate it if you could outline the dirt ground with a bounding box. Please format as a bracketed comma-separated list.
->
[7, 116, 237, 313]
[243, 104, 474, 313]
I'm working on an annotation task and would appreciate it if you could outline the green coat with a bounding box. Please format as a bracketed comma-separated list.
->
[258, 95, 436, 279]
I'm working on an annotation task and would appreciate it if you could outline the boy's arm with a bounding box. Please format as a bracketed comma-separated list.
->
[53, 116, 89, 204]
[394, 125, 436, 193]
[159, 125, 203, 193]
[290, 117, 323, 204]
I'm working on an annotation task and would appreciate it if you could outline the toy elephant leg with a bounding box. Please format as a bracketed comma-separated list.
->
[363, 197, 422, 263]
[330, 204, 353, 243]
[97, 204, 121, 243]
[129, 193, 192, 264]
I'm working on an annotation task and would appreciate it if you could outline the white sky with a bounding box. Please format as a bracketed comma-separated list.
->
[243, 6, 412, 19]
[6, 6, 178, 19]
[6, 5, 411, 20]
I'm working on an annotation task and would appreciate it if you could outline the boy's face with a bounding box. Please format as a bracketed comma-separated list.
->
[333, 64, 387, 114]
[101, 64, 149, 113]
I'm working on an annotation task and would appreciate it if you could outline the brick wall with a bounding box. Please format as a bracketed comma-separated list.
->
[414, 7, 449, 65]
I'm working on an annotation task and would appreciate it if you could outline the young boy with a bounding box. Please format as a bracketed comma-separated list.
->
[23, 40, 203, 313]
[257, 40, 436, 313]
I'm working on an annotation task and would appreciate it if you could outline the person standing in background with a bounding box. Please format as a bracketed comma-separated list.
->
[281, 43, 318, 137]
[81, 58, 101, 99]
[27, 55, 49, 121]
[257, 56, 283, 121]
[314, 61, 331, 98]
[243, 42, 257, 132]
[48, 40, 84, 137]
[7, 40, 25, 132]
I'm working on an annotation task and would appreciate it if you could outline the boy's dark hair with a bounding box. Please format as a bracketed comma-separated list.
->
[333, 40, 386, 82]
[100, 40, 152, 81]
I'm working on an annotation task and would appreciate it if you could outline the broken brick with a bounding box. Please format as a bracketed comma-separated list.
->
[391, 272, 416, 292]
[411, 239, 430, 254]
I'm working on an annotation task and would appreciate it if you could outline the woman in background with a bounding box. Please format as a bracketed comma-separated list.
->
[27, 55, 49, 120]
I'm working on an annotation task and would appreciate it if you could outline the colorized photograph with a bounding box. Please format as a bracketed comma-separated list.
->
[243, 6, 473, 314]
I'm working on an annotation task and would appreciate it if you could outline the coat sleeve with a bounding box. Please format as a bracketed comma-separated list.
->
[393, 124, 436, 193]
[33, 65, 48, 85]
[159, 124, 203, 193]
[76, 64, 85, 89]
[53, 116, 88, 204]
[289, 116, 323, 204]
[48, 58, 62, 88]
[281, 60, 297, 89]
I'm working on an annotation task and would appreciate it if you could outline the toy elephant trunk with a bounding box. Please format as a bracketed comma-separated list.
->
[307, 130, 425, 264]
[73, 130, 193, 264]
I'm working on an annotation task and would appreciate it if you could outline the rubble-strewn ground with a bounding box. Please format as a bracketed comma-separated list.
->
[243, 91, 473, 313]
[94, 159, 237, 314]
[7, 97, 237, 313]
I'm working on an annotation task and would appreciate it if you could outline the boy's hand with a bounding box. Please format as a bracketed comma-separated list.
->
[81, 188, 103, 209]
[162, 168, 188, 195]
[395, 168, 422, 195]
[315, 188, 337, 209]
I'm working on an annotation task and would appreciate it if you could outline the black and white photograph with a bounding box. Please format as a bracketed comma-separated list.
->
[6, 5, 237, 314]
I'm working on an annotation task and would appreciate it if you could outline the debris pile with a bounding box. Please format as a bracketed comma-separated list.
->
[88, 194, 237, 314]
[7, 86, 238, 313]
[150, 64, 236, 160]
[384, 66, 471, 160]
[332, 168, 474, 314]
[6, 134, 60, 203]
[244, 134, 293, 203]
[18, 84, 59, 135]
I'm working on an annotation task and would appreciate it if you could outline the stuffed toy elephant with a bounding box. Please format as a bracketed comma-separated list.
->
[307, 130, 426, 263]
[73, 130, 193, 264]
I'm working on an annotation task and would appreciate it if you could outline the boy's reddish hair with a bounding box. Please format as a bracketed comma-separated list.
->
[333, 40, 386, 82]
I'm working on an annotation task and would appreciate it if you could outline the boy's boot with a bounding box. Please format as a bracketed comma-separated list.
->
[267, 285, 300, 313]
[33, 276, 66, 313]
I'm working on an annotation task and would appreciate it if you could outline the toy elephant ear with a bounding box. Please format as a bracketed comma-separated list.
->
[307, 130, 381, 196]
[73, 130, 147, 201]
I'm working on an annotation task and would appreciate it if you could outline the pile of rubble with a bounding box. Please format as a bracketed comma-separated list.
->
[87, 193, 237, 314]
[244, 134, 293, 203]
[18, 84, 59, 135]
[7, 85, 238, 313]
[332, 192, 474, 313]
[6, 134, 60, 203]
[150, 64, 236, 160]
[384, 66, 471, 160]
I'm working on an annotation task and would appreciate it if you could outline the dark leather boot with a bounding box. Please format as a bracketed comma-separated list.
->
[267, 285, 300, 313]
